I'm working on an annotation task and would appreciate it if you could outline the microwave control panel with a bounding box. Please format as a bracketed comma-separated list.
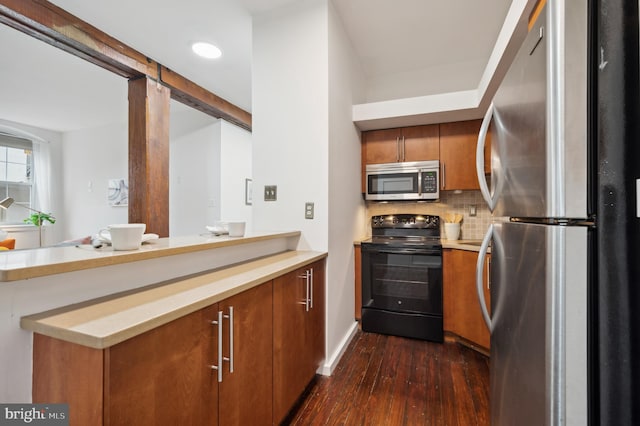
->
[422, 171, 438, 193]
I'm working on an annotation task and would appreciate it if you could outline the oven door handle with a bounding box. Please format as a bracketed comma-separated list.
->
[371, 248, 441, 255]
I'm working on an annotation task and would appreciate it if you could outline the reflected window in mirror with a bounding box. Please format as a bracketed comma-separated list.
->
[0, 133, 33, 224]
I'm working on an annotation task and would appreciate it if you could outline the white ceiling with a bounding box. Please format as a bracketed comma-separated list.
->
[0, 0, 512, 132]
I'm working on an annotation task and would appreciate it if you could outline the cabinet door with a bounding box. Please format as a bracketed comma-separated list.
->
[354, 245, 362, 321]
[439, 120, 482, 190]
[33, 334, 105, 426]
[218, 282, 273, 426]
[273, 268, 311, 424]
[484, 124, 492, 175]
[442, 249, 456, 333]
[402, 124, 439, 162]
[273, 261, 325, 424]
[483, 254, 491, 314]
[308, 260, 325, 370]
[443, 249, 490, 350]
[105, 304, 218, 426]
[362, 128, 402, 165]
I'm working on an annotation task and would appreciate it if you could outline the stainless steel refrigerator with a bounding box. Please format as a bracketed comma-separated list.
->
[474, 0, 640, 424]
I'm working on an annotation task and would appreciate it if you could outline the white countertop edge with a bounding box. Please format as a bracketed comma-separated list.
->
[21, 250, 327, 349]
[0, 230, 301, 282]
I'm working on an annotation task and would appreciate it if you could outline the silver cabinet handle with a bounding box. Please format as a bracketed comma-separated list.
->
[441, 163, 446, 189]
[210, 310, 223, 382]
[400, 135, 405, 162]
[396, 136, 400, 162]
[223, 306, 234, 374]
[476, 225, 493, 330]
[309, 268, 314, 309]
[298, 270, 311, 311]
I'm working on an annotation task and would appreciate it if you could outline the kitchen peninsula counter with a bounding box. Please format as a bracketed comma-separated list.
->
[21, 250, 326, 349]
[0, 231, 300, 282]
[0, 230, 304, 403]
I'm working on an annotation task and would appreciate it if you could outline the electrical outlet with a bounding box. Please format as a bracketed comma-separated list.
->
[264, 185, 277, 201]
[305, 202, 314, 219]
[469, 204, 477, 217]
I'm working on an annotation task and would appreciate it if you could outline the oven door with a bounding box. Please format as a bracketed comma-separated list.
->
[361, 245, 442, 315]
[361, 244, 444, 341]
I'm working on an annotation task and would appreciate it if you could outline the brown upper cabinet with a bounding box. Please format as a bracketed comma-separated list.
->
[439, 119, 486, 191]
[361, 119, 491, 193]
[361, 125, 439, 192]
[362, 125, 440, 165]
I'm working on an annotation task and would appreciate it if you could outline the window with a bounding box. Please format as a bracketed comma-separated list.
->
[0, 133, 33, 224]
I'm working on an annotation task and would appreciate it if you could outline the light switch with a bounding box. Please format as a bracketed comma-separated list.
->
[305, 202, 314, 219]
[264, 185, 277, 201]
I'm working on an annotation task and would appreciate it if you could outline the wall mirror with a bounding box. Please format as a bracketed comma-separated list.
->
[0, 19, 251, 249]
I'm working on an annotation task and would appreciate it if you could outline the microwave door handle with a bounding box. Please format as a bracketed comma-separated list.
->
[418, 170, 423, 196]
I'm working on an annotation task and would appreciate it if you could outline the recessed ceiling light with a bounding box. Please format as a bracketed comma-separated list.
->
[191, 42, 222, 59]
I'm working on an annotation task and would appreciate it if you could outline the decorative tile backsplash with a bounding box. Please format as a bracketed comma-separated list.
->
[364, 190, 491, 240]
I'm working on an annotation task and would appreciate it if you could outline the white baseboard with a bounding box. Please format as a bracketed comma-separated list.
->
[318, 321, 359, 376]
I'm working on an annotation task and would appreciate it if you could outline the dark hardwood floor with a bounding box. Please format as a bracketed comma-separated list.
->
[286, 331, 489, 426]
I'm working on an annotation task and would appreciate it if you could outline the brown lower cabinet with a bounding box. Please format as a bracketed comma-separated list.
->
[354, 244, 361, 321]
[273, 260, 325, 424]
[443, 249, 491, 351]
[32, 259, 325, 426]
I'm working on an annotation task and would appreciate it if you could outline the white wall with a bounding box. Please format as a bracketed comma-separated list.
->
[219, 120, 253, 228]
[61, 106, 251, 240]
[252, 0, 329, 250]
[61, 122, 128, 239]
[253, 0, 366, 373]
[326, 0, 367, 369]
[170, 119, 253, 236]
[171, 121, 222, 236]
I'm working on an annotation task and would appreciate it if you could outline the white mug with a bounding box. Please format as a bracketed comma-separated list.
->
[99, 223, 146, 250]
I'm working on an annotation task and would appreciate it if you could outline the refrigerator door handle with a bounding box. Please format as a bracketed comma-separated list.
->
[476, 102, 497, 211]
[476, 224, 493, 330]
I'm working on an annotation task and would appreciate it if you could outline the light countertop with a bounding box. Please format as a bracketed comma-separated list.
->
[441, 239, 490, 253]
[0, 231, 300, 282]
[21, 250, 326, 349]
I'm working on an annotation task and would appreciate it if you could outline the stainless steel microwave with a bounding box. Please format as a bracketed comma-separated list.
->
[365, 160, 440, 201]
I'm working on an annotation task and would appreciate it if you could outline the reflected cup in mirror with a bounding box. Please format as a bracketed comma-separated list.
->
[227, 222, 246, 237]
[99, 223, 146, 250]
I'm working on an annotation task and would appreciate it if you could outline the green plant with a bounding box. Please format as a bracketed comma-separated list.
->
[24, 212, 56, 226]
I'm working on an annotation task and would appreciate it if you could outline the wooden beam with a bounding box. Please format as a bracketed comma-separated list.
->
[0, 0, 155, 79]
[128, 77, 170, 237]
[161, 66, 252, 131]
[0, 0, 252, 130]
